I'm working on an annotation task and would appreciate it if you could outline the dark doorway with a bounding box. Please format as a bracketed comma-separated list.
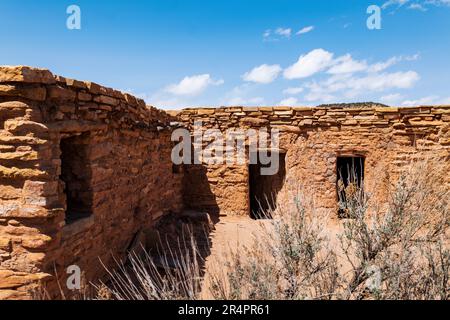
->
[337, 156, 365, 218]
[249, 152, 286, 219]
[60, 133, 93, 224]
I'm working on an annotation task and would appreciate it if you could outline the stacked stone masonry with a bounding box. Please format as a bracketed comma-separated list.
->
[172, 105, 450, 216]
[0, 66, 449, 299]
[0, 66, 183, 299]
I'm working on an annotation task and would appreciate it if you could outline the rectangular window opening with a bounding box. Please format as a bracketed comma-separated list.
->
[60, 133, 93, 224]
[337, 156, 365, 218]
[249, 152, 286, 220]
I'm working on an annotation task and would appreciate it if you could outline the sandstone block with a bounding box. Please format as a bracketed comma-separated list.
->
[98, 104, 113, 111]
[293, 107, 313, 111]
[48, 120, 107, 133]
[124, 93, 138, 106]
[0, 151, 38, 161]
[4, 120, 48, 136]
[0, 136, 47, 146]
[197, 109, 216, 115]
[0, 237, 11, 251]
[58, 104, 76, 113]
[0, 84, 46, 101]
[48, 86, 77, 101]
[409, 120, 443, 127]
[0, 66, 55, 84]
[0, 185, 22, 200]
[272, 125, 301, 133]
[1, 205, 55, 219]
[94, 95, 119, 106]
[275, 110, 294, 116]
[78, 92, 92, 102]
[84, 81, 106, 95]
[23, 181, 58, 197]
[225, 107, 242, 112]
[0, 290, 30, 300]
[21, 234, 52, 250]
[376, 107, 398, 113]
[0, 166, 48, 180]
[0, 101, 28, 120]
[0, 270, 51, 290]
[65, 78, 86, 89]
[314, 109, 327, 116]
[300, 119, 313, 126]
[240, 117, 269, 126]
[242, 107, 259, 112]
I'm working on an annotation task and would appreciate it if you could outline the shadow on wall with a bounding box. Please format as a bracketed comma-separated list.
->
[249, 152, 287, 219]
[182, 164, 220, 223]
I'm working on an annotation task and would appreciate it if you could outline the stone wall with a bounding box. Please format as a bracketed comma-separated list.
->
[0, 66, 183, 299]
[173, 105, 450, 217]
[1, 66, 449, 300]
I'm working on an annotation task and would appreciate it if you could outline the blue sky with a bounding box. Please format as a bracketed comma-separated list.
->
[1, 0, 449, 109]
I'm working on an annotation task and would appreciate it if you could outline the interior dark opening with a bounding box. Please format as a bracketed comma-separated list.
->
[249, 152, 286, 219]
[60, 133, 93, 224]
[337, 156, 365, 218]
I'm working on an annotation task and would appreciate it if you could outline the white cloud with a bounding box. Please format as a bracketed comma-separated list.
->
[408, 3, 428, 10]
[439, 97, 450, 104]
[283, 87, 304, 95]
[405, 53, 421, 61]
[305, 91, 337, 103]
[284, 49, 334, 79]
[281, 49, 422, 103]
[278, 97, 299, 106]
[346, 71, 420, 91]
[402, 96, 439, 105]
[368, 57, 401, 73]
[226, 96, 265, 106]
[166, 74, 224, 96]
[382, 0, 450, 11]
[367, 54, 420, 73]
[264, 28, 291, 41]
[152, 97, 192, 109]
[242, 64, 282, 84]
[275, 27, 292, 38]
[382, 0, 410, 9]
[426, 0, 450, 6]
[303, 71, 420, 103]
[402, 95, 450, 106]
[296, 26, 314, 35]
[221, 84, 266, 106]
[327, 54, 368, 74]
[379, 93, 404, 105]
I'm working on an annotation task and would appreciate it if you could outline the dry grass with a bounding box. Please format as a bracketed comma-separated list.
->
[78, 157, 449, 300]
[208, 157, 449, 300]
[98, 229, 204, 300]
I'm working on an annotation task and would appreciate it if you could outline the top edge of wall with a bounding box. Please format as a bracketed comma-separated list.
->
[3, 66, 449, 113]
[0, 65, 56, 84]
[0, 65, 154, 111]
[177, 105, 450, 112]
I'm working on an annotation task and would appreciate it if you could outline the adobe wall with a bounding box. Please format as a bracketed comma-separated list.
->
[0, 66, 183, 299]
[174, 105, 450, 217]
[0, 66, 449, 300]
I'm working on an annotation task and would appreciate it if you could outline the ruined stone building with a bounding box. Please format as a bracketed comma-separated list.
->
[0, 66, 449, 299]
